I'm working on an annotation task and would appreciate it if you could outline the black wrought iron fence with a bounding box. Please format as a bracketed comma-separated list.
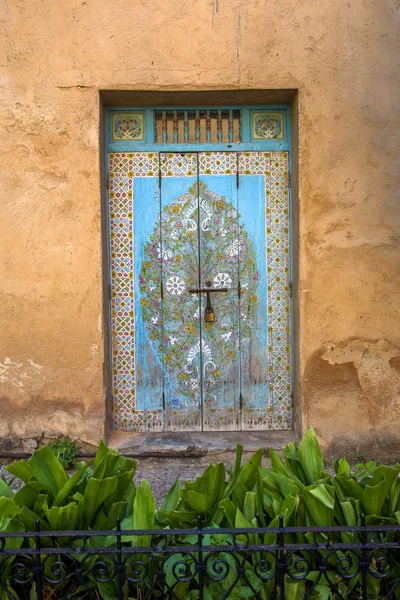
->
[0, 516, 400, 599]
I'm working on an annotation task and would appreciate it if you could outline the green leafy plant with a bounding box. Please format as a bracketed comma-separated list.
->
[0, 429, 399, 599]
[354, 459, 378, 483]
[48, 436, 82, 470]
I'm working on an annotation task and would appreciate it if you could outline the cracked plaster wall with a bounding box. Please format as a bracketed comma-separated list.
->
[0, 0, 399, 453]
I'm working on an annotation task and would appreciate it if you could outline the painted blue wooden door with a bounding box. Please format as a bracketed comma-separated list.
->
[109, 151, 291, 431]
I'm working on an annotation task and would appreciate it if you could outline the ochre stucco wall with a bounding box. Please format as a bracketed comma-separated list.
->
[0, 0, 399, 452]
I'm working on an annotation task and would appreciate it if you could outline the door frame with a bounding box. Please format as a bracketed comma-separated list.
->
[104, 105, 294, 432]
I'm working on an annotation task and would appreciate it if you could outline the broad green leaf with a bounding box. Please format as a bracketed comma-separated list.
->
[0, 497, 20, 523]
[132, 479, 155, 547]
[107, 501, 127, 527]
[44, 500, 83, 530]
[268, 471, 298, 498]
[159, 478, 180, 513]
[362, 479, 387, 515]
[263, 471, 283, 499]
[83, 476, 118, 527]
[28, 446, 68, 496]
[333, 457, 351, 478]
[0, 479, 13, 499]
[256, 470, 267, 527]
[362, 466, 400, 515]
[185, 463, 226, 507]
[283, 442, 308, 485]
[93, 451, 120, 480]
[340, 500, 358, 526]
[53, 459, 93, 507]
[233, 444, 243, 474]
[6, 459, 35, 483]
[187, 490, 213, 513]
[218, 498, 237, 527]
[334, 475, 364, 502]
[0, 515, 25, 549]
[231, 480, 248, 511]
[32, 493, 49, 517]
[280, 494, 299, 525]
[97, 581, 117, 600]
[285, 577, 306, 600]
[235, 508, 254, 538]
[104, 470, 136, 512]
[269, 449, 304, 489]
[298, 427, 324, 485]
[389, 477, 400, 516]
[17, 505, 50, 531]
[14, 482, 50, 508]
[243, 491, 256, 523]
[303, 484, 334, 526]
[93, 440, 109, 469]
[157, 509, 198, 527]
[114, 455, 137, 476]
[239, 450, 262, 490]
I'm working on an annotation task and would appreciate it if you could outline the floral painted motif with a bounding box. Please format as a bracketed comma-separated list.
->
[112, 113, 145, 141]
[139, 181, 259, 409]
[252, 112, 284, 140]
[213, 273, 232, 288]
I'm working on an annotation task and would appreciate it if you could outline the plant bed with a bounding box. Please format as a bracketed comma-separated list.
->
[0, 429, 399, 599]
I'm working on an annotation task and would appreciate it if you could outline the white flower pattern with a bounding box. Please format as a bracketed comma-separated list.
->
[157, 244, 173, 261]
[226, 240, 239, 257]
[213, 273, 232, 288]
[166, 275, 185, 296]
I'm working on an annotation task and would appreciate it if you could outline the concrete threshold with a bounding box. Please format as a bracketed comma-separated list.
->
[108, 430, 296, 457]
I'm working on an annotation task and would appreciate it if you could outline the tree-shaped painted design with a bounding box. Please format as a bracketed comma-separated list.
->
[139, 181, 259, 408]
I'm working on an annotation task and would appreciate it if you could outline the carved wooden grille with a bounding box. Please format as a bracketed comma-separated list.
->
[154, 110, 241, 144]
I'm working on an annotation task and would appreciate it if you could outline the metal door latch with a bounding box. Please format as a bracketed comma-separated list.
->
[189, 281, 228, 324]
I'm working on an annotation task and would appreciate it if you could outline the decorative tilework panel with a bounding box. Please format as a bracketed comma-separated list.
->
[252, 112, 285, 140]
[112, 113, 145, 141]
[199, 152, 237, 175]
[160, 153, 197, 176]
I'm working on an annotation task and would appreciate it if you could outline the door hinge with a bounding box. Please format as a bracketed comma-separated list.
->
[106, 173, 110, 189]
[237, 280, 241, 299]
[162, 391, 165, 408]
[289, 282, 293, 298]
[160, 281, 164, 300]
[288, 172, 292, 189]
[239, 392, 243, 408]
[158, 163, 162, 189]
[108, 284, 112, 300]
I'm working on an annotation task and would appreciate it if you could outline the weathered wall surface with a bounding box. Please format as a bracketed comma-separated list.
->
[0, 0, 399, 452]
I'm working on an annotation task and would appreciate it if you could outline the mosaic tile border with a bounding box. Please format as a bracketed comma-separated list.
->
[108, 152, 292, 431]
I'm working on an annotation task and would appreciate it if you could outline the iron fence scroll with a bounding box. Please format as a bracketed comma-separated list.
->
[0, 516, 399, 599]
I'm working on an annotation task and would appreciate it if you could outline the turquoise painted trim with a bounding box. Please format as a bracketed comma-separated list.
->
[106, 105, 291, 152]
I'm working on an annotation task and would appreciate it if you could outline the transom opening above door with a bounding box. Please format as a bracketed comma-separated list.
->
[106, 106, 293, 433]
[107, 105, 291, 152]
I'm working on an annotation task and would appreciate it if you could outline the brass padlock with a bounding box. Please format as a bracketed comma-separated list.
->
[205, 306, 215, 322]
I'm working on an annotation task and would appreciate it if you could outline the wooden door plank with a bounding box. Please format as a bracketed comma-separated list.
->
[159, 153, 202, 431]
[198, 153, 240, 431]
